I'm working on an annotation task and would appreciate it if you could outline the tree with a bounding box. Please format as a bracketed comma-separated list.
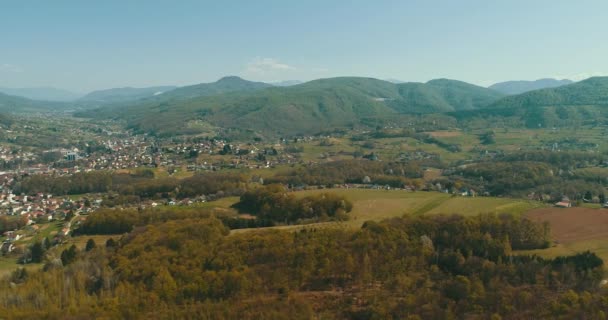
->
[85, 238, 96, 252]
[30, 241, 44, 263]
[61, 244, 78, 266]
[106, 238, 117, 248]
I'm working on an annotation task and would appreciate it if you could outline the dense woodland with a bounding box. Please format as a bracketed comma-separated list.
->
[14, 170, 249, 205]
[1, 213, 606, 319]
[266, 159, 427, 188]
[234, 185, 353, 223]
[452, 153, 608, 201]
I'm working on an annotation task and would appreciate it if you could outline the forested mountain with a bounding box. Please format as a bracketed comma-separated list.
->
[151, 76, 272, 101]
[0, 86, 82, 101]
[489, 77, 608, 109]
[76, 77, 505, 136]
[489, 78, 573, 95]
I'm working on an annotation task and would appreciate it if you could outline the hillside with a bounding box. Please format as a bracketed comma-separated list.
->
[489, 77, 608, 109]
[0, 92, 68, 113]
[489, 78, 573, 95]
[152, 76, 272, 101]
[77, 77, 505, 136]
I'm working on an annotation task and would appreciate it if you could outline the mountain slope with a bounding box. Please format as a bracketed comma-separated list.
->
[77, 77, 505, 136]
[0, 87, 82, 101]
[393, 79, 504, 112]
[0, 92, 67, 113]
[489, 77, 608, 109]
[154, 76, 272, 101]
[489, 78, 573, 95]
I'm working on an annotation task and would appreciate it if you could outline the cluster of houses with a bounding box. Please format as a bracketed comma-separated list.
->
[0, 190, 103, 254]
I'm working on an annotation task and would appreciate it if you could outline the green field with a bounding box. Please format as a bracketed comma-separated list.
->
[0, 257, 41, 278]
[233, 189, 548, 232]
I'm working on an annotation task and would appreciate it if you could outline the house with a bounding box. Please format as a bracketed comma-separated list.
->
[555, 201, 571, 208]
[1, 241, 15, 254]
[3, 231, 22, 241]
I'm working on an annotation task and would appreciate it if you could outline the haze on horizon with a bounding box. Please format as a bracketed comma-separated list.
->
[1, 0, 607, 92]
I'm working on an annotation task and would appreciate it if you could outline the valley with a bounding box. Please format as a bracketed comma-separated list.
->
[1, 75, 608, 319]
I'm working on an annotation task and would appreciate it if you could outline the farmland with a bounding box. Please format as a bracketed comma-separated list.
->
[233, 189, 547, 232]
[521, 207, 608, 261]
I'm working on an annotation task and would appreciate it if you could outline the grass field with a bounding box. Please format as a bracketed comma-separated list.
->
[233, 189, 548, 233]
[0, 257, 41, 278]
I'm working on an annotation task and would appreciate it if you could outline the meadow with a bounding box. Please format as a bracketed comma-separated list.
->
[232, 189, 547, 232]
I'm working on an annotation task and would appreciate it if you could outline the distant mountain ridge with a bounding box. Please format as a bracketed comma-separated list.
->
[489, 76, 608, 109]
[79, 86, 178, 104]
[77, 76, 505, 136]
[489, 78, 573, 95]
[0, 87, 82, 101]
[271, 80, 303, 86]
[153, 76, 272, 101]
[0, 91, 68, 113]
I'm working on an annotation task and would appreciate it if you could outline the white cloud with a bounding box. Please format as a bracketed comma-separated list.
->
[245, 58, 296, 75]
[0, 63, 23, 73]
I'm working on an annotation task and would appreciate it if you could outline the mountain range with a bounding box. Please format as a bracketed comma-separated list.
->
[78, 86, 178, 104]
[489, 77, 608, 109]
[489, 78, 573, 95]
[0, 91, 67, 113]
[0, 87, 82, 101]
[3, 75, 608, 136]
[76, 76, 505, 135]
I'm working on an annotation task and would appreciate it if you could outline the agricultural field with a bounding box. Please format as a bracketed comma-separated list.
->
[521, 207, 608, 261]
[233, 189, 548, 232]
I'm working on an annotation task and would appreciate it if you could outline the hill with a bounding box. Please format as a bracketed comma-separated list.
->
[489, 77, 608, 109]
[78, 85, 177, 104]
[77, 77, 504, 136]
[152, 76, 272, 101]
[0, 92, 68, 113]
[489, 78, 574, 95]
[0, 86, 82, 101]
[449, 77, 608, 128]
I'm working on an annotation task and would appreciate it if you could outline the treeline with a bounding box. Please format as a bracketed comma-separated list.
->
[14, 171, 113, 195]
[0, 215, 28, 234]
[234, 185, 353, 223]
[0, 214, 605, 319]
[362, 128, 462, 152]
[456, 161, 555, 195]
[500, 150, 605, 169]
[452, 160, 607, 200]
[266, 159, 426, 188]
[14, 170, 249, 203]
[74, 208, 221, 235]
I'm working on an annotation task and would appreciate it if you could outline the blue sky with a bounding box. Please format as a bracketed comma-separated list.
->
[1, 0, 607, 92]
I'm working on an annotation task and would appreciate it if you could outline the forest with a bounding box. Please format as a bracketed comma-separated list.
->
[1, 213, 605, 319]
[14, 170, 249, 204]
[234, 185, 353, 223]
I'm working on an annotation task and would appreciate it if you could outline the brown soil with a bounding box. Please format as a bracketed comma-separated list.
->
[526, 207, 608, 244]
[426, 131, 461, 137]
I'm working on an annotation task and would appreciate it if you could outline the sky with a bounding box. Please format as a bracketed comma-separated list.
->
[1, 0, 607, 92]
